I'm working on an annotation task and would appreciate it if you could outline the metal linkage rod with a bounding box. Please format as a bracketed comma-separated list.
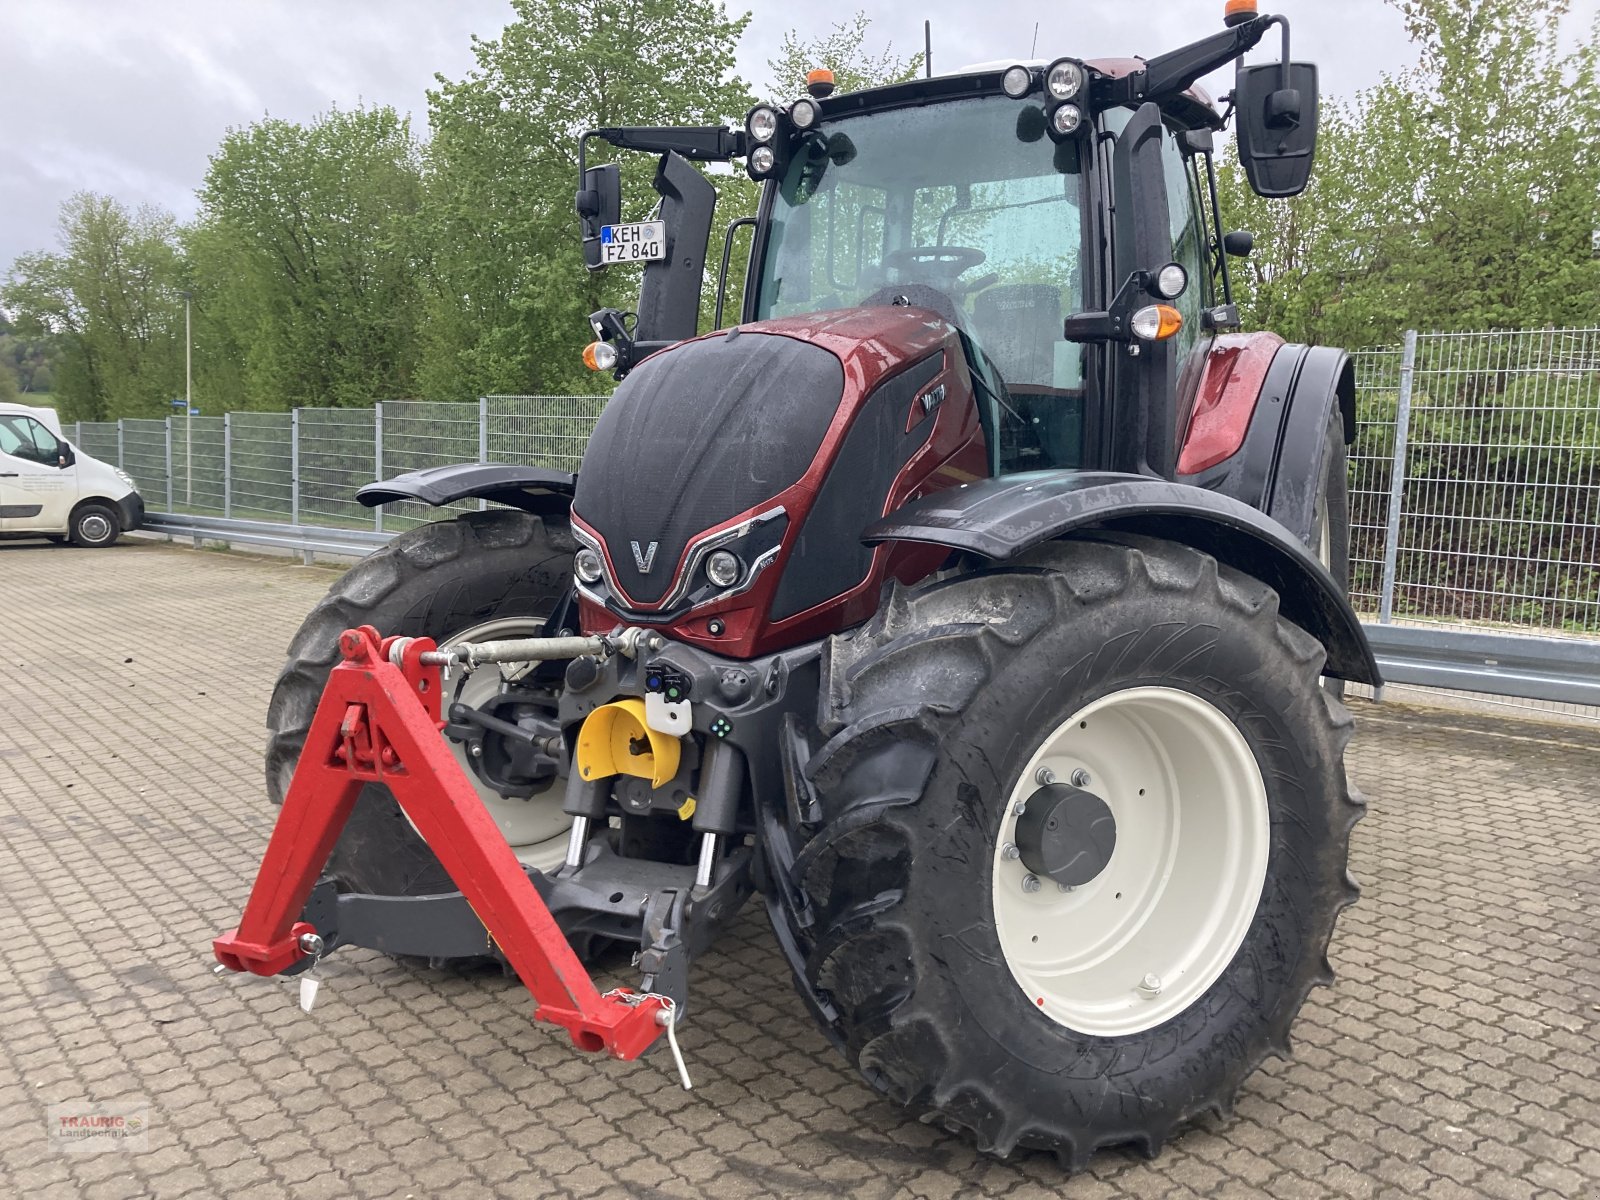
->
[418, 626, 665, 670]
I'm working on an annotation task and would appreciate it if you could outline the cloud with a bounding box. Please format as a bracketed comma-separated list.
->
[5, 0, 1595, 271]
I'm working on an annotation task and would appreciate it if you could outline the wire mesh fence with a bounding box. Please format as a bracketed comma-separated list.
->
[63, 328, 1600, 648]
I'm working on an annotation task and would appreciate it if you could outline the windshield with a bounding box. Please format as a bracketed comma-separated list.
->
[753, 95, 1088, 407]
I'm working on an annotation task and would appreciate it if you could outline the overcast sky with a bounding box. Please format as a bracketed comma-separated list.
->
[3, 0, 1596, 271]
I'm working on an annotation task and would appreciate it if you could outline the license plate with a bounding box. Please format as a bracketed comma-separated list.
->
[601, 221, 667, 264]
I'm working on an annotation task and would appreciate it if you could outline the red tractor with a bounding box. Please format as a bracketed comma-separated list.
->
[219, 2, 1375, 1167]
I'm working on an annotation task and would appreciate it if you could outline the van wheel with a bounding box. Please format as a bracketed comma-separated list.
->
[70, 504, 120, 548]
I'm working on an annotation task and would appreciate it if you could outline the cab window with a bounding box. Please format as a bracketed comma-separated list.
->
[0, 415, 61, 464]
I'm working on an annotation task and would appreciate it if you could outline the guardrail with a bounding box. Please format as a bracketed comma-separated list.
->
[134, 510, 1600, 711]
[142, 511, 393, 562]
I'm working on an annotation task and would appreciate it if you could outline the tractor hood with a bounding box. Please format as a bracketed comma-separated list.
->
[572, 326, 844, 609]
[571, 305, 960, 620]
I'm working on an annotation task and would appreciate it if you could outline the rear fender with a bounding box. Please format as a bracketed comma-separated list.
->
[356, 464, 575, 516]
[1179, 340, 1356, 545]
[863, 471, 1379, 684]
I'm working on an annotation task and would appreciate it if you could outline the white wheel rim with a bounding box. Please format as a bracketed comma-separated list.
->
[401, 616, 572, 872]
[992, 686, 1270, 1036]
[79, 514, 111, 543]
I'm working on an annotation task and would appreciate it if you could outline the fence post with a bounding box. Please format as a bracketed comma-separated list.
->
[117, 419, 125, 470]
[223, 413, 233, 520]
[1378, 330, 1418, 625]
[291, 409, 311, 565]
[478, 396, 489, 511]
[374, 402, 384, 533]
[164, 416, 175, 514]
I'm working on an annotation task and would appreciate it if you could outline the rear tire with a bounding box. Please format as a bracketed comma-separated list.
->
[69, 503, 120, 547]
[265, 508, 575, 911]
[789, 536, 1361, 1166]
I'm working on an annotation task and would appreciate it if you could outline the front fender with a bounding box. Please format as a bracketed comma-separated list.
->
[863, 471, 1379, 684]
[356, 463, 575, 515]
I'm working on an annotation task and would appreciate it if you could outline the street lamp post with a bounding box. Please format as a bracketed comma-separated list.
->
[181, 290, 193, 507]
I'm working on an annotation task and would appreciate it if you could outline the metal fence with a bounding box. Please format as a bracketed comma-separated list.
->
[76, 396, 605, 534]
[69, 328, 1600, 712]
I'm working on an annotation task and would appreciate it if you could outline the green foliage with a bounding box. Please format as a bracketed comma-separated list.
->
[191, 105, 427, 410]
[765, 11, 924, 100]
[1, 194, 186, 420]
[416, 0, 752, 401]
[1220, 0, 1600, 347]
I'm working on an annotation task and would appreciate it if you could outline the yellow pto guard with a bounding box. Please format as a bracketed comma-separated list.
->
[575, 699, 681, 788]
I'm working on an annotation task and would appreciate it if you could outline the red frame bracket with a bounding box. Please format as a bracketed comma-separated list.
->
[213, 625, 666, 1059]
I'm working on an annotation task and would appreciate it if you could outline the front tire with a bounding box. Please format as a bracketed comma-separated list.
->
[789, 536, 1361, 1166]
[69, 503, 120, 547]
[265, 508, 575, 909]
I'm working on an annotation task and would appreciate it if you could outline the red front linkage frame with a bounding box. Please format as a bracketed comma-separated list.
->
[212, 625, 667, 1059]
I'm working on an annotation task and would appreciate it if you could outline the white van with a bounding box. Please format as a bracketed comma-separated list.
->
[0, 403, 144, 547]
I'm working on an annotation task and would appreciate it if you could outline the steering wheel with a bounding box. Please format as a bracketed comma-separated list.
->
[884, 246, 987, 279]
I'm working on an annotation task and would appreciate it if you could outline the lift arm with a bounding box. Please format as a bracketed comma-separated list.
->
[212, 625, 668, 1059]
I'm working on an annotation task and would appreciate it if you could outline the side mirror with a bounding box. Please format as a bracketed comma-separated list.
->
[576, 163, 622, 271]
[1223, 231, 1255, 258]
[56, 442, 74, 468]
[1235, 61, 1319, 198]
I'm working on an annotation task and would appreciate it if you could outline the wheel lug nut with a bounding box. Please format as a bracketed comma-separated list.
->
[1070, 768, 1091, 788]
[1021, 874, 1041, 893]
[1035, 767, 1056, 786]
[1138, 972, 1162, 995]
[1013, 799, 1027, 816]
[1002, 842, 1021, 861]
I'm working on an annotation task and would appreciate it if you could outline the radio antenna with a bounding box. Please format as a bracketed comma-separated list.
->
[1031, 22, 1039, 58]
[925, 20, 932, 78]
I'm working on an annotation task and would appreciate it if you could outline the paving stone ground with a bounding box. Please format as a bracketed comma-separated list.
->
[1, 536, 1597, 1200]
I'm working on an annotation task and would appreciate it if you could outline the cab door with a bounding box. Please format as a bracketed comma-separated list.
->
[0, 413, 77, 533]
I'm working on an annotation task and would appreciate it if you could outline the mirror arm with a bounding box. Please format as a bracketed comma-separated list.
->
[582, 126, 746, 165]
[1107, 15, 1276, 107]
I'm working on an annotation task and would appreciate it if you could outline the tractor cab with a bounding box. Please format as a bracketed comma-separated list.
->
[575, 4, 1320, 484]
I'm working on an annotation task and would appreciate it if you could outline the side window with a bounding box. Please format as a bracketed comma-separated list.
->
[0, 416, 56, 463]
[1158, 129, 1208, 364]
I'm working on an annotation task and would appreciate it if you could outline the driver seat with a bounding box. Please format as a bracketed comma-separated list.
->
[859, 283, 963, 329]
[969, 284, 1062, 390]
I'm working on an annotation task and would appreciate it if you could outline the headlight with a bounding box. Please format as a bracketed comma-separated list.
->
[115, 469, 135, 488]
[705, 549, 743, 588]
[746, 105, 779, 143]
[1002, 65, 1034, 99]
[1154, 263, 1189, 300]
[749, 144, 776, 175]
[1046, 59, 1085, 101]
[790, 97, 821, 129]
[575, 547, 604, 584]
[1051, 104, 1083, 136]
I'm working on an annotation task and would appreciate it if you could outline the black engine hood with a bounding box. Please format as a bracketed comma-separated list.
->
[572, 330, 845, 607]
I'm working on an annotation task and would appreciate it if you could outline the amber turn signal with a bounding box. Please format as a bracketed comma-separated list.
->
[583, 341, 618, 371]
[1129, 305, 1185, 341]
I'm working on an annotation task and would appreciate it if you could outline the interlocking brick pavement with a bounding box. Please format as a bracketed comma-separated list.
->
[1, 537, 1597, 1199]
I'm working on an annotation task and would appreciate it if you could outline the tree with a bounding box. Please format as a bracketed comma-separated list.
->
[766, 11, 924, 101]
[417, 0, 753, 401]
[2, 194, 186, 420]
[1220, 0, 1600, 346]
[191, 105, 427, 410]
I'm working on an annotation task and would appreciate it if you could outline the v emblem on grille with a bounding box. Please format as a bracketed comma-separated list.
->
[630, 540, 659, 573]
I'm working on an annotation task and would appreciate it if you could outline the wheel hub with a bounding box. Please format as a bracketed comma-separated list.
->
[1015, 783, 1116, 887]
[991, 686, 1271, 1037]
